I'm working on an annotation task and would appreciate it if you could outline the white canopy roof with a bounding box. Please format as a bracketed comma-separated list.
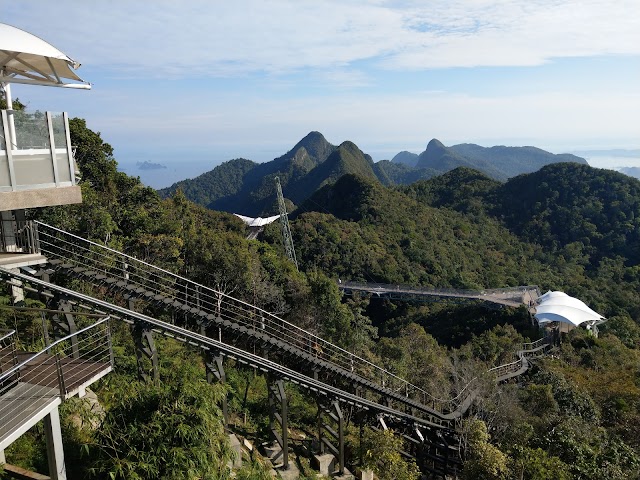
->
[234, 214, 280, 228]
[0, 23, 90, 89]
[535, 291, 605, 327]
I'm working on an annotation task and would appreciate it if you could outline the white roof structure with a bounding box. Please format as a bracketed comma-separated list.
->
[535, 291, 606, 327]
[234, 214, 280, 228]
[0, 23, 90, 89]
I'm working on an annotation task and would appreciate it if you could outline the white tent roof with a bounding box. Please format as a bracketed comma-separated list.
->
[535, 291, 605, 327]
[234, 214, 280, 228]
[0, 23, 89, 88]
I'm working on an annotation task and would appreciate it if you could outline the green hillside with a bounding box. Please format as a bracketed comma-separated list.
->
[4, 114, 640, 480]
[159, 131, 336, 216]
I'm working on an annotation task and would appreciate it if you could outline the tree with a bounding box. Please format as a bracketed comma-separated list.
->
[89, 364, 232, 480]
[362, 428, 419, 480]
[461, 419, 510, 480]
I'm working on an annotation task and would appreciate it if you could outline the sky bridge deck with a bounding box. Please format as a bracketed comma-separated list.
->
[339, 281, 539, 307]
[0, 319, 112, 451]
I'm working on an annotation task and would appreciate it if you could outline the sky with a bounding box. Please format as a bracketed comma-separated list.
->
[3, 0, 640, 188]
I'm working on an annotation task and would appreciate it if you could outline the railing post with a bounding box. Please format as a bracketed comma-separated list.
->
[55, 353, 66, 400]
[50, 296, 79, 359]
[106, 322, 115, 368]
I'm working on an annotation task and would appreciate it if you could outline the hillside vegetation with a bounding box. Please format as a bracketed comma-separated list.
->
[2, 112, 639, 479]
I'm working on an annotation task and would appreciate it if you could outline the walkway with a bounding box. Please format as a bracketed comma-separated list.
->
[339, 281, 540, 308]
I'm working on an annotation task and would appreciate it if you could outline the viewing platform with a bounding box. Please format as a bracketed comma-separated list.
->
[1, 110, 82, 210]
[0, 318, 113, 479]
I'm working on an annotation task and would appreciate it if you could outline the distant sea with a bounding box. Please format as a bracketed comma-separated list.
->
[119, 160, 218, 189]
[583, 155, 640, 170]
[580, 153, 640, 179]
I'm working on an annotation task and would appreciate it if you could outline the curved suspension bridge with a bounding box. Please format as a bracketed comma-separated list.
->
[339, 280, 540, 308]
[0, 221, 551, 479]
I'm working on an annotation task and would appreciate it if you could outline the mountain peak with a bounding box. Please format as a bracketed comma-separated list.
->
[391, 151, 419, 167]
[288, 131, 334, 164]
[426, 138, 447, 154]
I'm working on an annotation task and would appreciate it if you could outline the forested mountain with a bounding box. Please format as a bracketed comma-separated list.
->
[389, 139, 588, 180]
[416, 139, 507, 180]
[402, 164, 640, 268]
[4, 108, 640, 479]
[288, 163, 640, 323]
[160, 131, 337, 216]
[391, 150, 419, 166]
[160, 132, 587, 217]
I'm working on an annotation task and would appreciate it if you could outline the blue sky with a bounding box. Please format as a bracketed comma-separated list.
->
[3, 1, 639, 187]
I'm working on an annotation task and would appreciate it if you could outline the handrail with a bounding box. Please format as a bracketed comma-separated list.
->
[0, 317, 110, 384]
[0, 268, 452, 428]
[339, 280, 539, 300]
[28, 223, 552, 417]
[35, 221, 444, 409]
[0, 329, 16, 343]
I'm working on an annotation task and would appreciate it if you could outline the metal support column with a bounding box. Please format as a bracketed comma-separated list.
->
[205, 351, 228, 426]
[50, 297, 79, 359]
[317, 397, 345, 475]
[131, 321, 159, 383]
[43, 406, 67, 480]
[268, 377, 289, 469]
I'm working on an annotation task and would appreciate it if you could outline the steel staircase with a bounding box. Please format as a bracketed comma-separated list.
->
[0, 221, 553, 478]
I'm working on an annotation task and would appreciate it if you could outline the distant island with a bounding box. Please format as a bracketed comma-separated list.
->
[620, 166, 640, 179]
[137, 160, 167, 170]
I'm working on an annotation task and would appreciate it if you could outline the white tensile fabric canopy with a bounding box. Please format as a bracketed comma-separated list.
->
[0, 23, 89, 89]
[535, 291, 605, 327]
[234, 214, 280, 228]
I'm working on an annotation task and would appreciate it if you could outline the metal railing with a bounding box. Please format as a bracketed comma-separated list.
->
[487, 336, 551, 379]
[0, 317, 112, 428]
[34, 222, 449, 410]
[0, 268, 458, 429]
[32, 222, 552, 416]
[0, 329, 18, 390]
[339, 280, 539, 305]
[0, 219, 40, 254]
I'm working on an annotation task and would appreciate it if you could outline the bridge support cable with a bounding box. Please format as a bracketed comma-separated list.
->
[267, 376, 289, 470]
[131, 322, 159, 383]
[317, 397, 346, 476]
[205, 352, 228, 427]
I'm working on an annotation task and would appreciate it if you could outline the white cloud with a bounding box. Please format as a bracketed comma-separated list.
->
[4, 1, 639, 77]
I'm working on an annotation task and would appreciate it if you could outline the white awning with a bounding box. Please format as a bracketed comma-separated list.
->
[0, 23, 90, 89]
[234, 214, 280, 228]
[535, 291, 605, 327]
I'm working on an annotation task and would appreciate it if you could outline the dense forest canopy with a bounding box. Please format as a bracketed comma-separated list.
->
[2, 110, 640, 479]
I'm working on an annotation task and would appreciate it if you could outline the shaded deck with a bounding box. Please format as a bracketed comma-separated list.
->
[0, 321, 112, 451]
